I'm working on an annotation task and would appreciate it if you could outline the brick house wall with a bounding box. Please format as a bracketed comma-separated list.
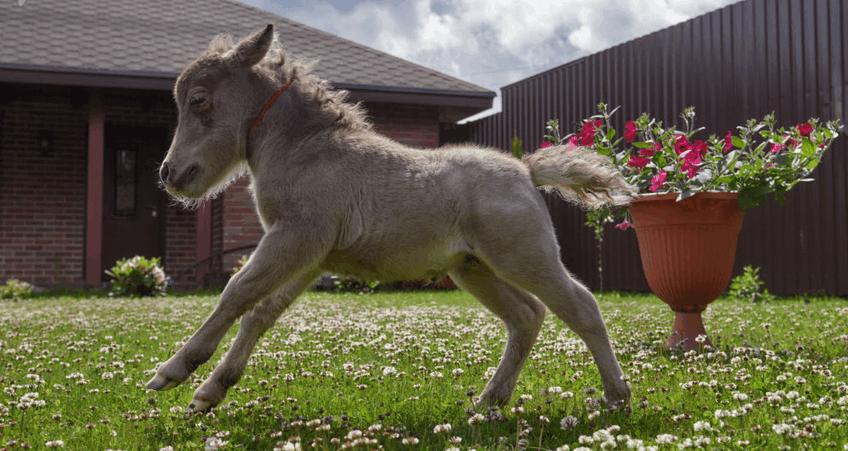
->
[0, 98, 88, 285]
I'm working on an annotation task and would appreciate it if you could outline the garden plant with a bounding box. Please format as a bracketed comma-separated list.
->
[0, 290, 846, 450]
[105, 256, 168, 298]
[543, 103, 842, 228]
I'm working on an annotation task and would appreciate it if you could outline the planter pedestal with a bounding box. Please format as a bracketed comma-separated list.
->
[629, 192, 745, 351]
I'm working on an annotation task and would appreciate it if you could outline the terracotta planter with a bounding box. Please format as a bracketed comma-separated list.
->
[629, 192, 745, 350]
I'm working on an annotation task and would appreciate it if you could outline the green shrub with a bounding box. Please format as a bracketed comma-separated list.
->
[0, 279, 33, 300]
[728, 265, 772, 303]
[105, 256, 167, 297]
[231, 254, 250, 277]
[333, 277, 380, 293]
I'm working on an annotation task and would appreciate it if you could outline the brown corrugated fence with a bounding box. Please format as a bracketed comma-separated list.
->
[447, 0, 847, 296]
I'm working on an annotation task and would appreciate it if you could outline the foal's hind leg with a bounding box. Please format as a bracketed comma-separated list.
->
[448, 261, 546, 406]
[484, 250, 631, 407]
[187, 270, 321, 412]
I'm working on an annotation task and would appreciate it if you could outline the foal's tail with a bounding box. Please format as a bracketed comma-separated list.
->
[522, 145, 636, 209]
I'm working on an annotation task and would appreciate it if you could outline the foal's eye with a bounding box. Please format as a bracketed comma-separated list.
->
[189, 93, 210, 110]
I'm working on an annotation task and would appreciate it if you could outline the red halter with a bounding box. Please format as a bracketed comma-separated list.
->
[250, 79, 293, 132]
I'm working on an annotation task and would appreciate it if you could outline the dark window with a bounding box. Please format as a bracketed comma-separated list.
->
[114, 149, 137, 216]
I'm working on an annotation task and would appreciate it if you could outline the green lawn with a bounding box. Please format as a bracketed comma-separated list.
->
[0, 290, 846, 450]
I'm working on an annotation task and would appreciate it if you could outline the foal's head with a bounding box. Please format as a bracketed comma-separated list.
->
[159, 24, 280, 201]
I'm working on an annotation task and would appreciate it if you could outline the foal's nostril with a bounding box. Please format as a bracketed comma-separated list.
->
[159, 163, 172, 185]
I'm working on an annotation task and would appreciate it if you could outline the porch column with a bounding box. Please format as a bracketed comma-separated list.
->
[195, 204, 212, 284]
[85, 100, 104, 286]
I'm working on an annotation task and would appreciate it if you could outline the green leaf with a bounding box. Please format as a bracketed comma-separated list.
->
[805, 158, 820, 171]
[731, 136, 745, 149]
[801, 138, 816, 158]
[633, 142, 654, 149]
[738, 185, 771, 211]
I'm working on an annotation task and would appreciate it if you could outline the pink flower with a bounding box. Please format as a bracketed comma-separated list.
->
[540, 141, 553, 148]
[724, 131, 733, 153]
[614, 220, 633, 230]
[624, 121, 637, 143]
[692, 140, 708, 157]
[566, 136, 579, 151]
[650, 171, 667, 192]
[578, 120, 602, 146]
[627, 155, 650, 170]
[797, 122, 814, 137]
[770, 143, 783, 153]
[639, 147, 655, 157]
[674, 135, 692, 154]
[680, 151, 701, 178]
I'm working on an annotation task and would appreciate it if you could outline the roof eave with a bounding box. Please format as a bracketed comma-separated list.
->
[0, 65, 495, 119]
[0, 64, 178, 91]
[339, 84, 494, 112]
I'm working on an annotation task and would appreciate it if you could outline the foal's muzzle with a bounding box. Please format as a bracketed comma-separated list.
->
[159, 162, 173, 186]
[159, 162, 200, 192]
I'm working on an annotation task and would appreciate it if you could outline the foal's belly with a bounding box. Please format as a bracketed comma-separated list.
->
[320, 239, 470, 282]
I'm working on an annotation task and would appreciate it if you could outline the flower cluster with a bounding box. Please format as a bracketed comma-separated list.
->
[105, 255, 168, 297]
[544, 104, 841, 212]
[0, 278, 33, 300]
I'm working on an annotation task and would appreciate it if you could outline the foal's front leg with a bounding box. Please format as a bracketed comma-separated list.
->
[146, 222, 332, 392]
[187, 269, 321, 412]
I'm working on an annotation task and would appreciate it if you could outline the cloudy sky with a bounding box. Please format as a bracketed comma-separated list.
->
[236, 0, 738, 120]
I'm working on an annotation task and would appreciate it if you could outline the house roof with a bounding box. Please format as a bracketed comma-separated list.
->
[0, 0, 494, 119]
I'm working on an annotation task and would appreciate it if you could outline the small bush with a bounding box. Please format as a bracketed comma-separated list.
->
[231, 254, 250, 277]
[728, 265, 772, 303]
[333, 277, 380, 293]
[1, 279, 33, 300]
[105, 256, 167, 297]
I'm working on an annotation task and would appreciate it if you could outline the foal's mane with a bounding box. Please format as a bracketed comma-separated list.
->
[208, 33, 372, 133]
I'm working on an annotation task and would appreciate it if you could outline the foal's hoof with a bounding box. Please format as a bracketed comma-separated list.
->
[146, 373, 182, 391]
[185, 396, 216, 413]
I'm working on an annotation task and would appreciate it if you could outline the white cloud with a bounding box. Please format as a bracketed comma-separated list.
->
[257, 0, 739, 116]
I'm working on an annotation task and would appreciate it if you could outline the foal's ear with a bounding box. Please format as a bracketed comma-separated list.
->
[230, 24, 275, 68]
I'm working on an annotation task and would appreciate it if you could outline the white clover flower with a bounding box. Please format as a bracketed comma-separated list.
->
[402, 437, 419, 445]
[275, 442, 301, 451]
[560, 415, 579, 430]
[433, 423, 452, 435]
[655, 434, 677, 444]
[45, 441, 65, 448]
[693, 420, 713, 432]
[625, 438, 644, 450]
[578, 435, 594, 445]
[468, 413, 485, 426]
[593, 429, 613, 442]
[772, 423, 793, 435]
[204, 437, 228, 450]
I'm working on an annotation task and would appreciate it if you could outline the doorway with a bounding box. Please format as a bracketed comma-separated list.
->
[101, 125, 168, 280]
